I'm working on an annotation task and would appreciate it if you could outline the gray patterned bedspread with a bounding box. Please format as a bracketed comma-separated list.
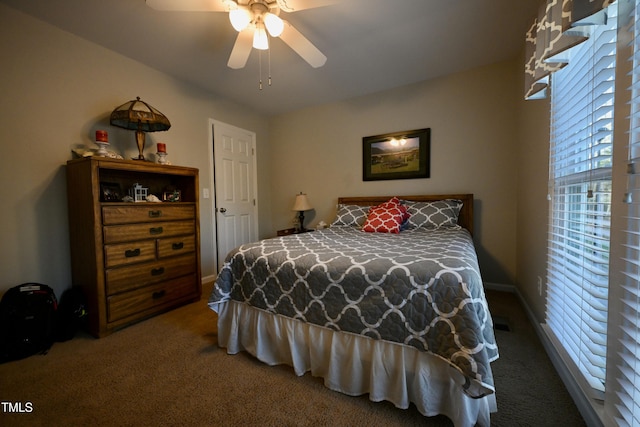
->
[209, 226, 498, 397]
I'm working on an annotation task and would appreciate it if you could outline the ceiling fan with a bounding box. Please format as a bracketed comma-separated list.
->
[145, 0, 334, 69]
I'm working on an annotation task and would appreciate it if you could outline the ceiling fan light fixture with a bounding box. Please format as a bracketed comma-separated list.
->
[229, 8, 251, 32]
[264, 12, 284, 37]
[253, 25, 269, 50]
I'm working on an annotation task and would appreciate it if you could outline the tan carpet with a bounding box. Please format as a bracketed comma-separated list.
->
[0, 284, 585, 426]
[485, 289, 586, 426]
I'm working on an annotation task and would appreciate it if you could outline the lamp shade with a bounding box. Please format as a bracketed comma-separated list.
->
[264, 12, 284, 37]
[229, 8, 251, 32]
[292, 193, 312, 211]
[292, 193, 312, 232]
[110, 97, 171, 160]
[253, 25, 269, 50]
[110, 97, 171, 132]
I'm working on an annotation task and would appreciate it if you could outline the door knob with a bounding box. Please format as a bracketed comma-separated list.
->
[219, 207, 227, 213]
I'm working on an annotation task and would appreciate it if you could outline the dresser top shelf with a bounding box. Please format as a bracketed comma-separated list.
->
[67, 156, 198, 176]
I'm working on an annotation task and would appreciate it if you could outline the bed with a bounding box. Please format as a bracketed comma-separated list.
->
[208, 194, 498, 427]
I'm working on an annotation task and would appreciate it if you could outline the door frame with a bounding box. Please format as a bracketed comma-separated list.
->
[207, 118, 259, 274]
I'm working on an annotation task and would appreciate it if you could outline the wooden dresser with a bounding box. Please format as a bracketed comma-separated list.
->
[66, 157, 201, 337]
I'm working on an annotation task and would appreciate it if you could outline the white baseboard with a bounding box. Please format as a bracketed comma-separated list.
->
[201, 274, 216, 285]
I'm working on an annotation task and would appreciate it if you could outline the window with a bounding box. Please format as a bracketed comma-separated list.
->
[609, 0, 640, 424]
[527, 1, 640, 424]
[546, 2, 617, 395]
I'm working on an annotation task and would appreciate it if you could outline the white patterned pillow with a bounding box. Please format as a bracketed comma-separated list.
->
[331, 204, 369, 227]
[402, 199, 463, 229]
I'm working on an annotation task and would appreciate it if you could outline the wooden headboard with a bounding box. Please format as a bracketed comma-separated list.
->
[337, 194, 474, 235]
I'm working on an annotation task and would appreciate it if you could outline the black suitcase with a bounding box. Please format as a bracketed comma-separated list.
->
[0, 283, 58, 363]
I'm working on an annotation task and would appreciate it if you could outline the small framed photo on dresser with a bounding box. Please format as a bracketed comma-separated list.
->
[100, 182, 122, 202]
[163, 190, 181, 202]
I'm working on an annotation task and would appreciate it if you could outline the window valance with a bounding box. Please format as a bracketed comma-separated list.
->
[524, 0, 616, 100]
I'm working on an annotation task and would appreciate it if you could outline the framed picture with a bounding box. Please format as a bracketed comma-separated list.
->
[163, 190, 181, 202]
[362, 128, 430, 181]
[100, 182, 122, 202]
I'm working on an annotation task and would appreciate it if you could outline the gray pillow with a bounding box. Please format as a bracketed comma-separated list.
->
[331, 204, 369, 227]
[402, 199, 462, 229]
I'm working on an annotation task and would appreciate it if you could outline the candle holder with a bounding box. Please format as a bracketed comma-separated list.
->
[95, 141, 109, 156]
[95, 130, 109, 156]
[156, 152, 168, 164]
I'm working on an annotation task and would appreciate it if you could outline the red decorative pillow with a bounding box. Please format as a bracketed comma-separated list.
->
[362, 197, 409, 233]
[384, 197, 410, 223]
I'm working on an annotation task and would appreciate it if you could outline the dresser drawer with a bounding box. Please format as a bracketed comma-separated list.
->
[105, 253, 197, 295]
[157, 235, 196, 258]
[104, 240, 156, 268]
[107, 274, 198, 323]
[102, 204, 195, 225]
[103, 220, 195, 244]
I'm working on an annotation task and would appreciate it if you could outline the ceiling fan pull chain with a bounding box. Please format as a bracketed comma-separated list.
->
[268, 44, 272, 86]
[259, 49, 263, 90]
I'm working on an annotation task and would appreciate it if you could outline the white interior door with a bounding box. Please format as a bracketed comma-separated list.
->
[212, 121, 258, 270]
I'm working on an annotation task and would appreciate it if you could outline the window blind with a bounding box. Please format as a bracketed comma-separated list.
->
[613, 0, 640, 424]
[546, 3, 617, 393]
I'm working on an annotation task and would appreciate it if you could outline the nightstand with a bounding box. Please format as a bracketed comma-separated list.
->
[277, 228, 313, 236]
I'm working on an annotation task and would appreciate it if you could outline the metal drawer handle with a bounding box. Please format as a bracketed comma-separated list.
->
[149, 210, 162, 218]
[124, 248, 141, 258]
[149, 226, 164, 235]
[152, 290, 166, 299]
[151, 267, 165, 276]
[172, 242, 184, 250]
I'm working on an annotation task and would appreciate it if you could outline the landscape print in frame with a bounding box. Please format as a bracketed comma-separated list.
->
[362, 128, 430, 181]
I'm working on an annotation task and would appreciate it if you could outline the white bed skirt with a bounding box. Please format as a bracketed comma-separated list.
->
[213, 300, 496, 427]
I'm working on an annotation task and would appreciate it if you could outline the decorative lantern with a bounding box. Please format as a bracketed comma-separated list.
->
[129, 183, 149, 202]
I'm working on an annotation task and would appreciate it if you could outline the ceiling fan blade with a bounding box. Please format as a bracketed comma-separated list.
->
[145, 0, 232, 12]
[279, 20, 326, 68]
[227, 28, 254, 69]
[277, 0, 336, 13]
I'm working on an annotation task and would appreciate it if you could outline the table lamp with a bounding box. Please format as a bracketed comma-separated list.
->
[292, 193, 313, 232]
[110, 97, 171, 160]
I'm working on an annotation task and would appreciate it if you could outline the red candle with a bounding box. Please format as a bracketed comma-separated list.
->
[157, 143, 166, 153]
[95, 130, 108, 143]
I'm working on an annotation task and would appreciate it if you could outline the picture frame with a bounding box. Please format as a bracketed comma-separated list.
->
[100, 182, 122, 202]
[163, 190, 181, 202]
[362, 128, 430, 181]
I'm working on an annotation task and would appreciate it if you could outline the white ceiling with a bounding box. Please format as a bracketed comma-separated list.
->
[1, 0, 540, 116]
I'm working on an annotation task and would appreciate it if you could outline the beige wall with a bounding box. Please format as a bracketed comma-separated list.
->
[516, 93, 551, 322]
[0, 3, 545, 305]
[0, 4, 270, 296]
[269, 61, 520, 285]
